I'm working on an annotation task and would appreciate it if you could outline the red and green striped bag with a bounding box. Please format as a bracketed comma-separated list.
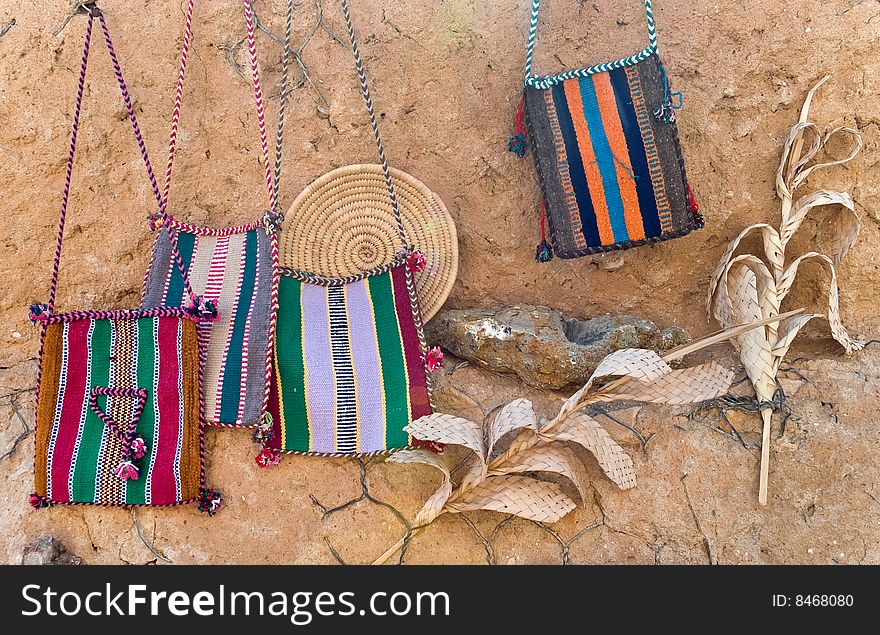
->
[29, 4, 220, 513]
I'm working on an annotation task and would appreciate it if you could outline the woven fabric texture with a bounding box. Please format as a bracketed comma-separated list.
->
[142, 227, 272, 426]
[526, 53, 701, 258]
[30, 5, 214, 512]
[34, 316, 201, 506]
[266, 263, 431, 455]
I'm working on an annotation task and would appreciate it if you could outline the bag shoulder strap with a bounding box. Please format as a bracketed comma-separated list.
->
[524, 0, 659, 90]
[243, 0, 292, 224]
[159, 0, 292, 227]
[337, 0, 409, 249]
[45, 3, 200, 315]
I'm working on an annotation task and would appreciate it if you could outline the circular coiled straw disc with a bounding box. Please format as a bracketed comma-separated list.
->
[280, 164, 458, 321]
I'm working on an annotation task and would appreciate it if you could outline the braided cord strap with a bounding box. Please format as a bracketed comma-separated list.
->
[338, 0, 409, 249]
[269, 0, 293, 213]
[524, 0, 659, 89]
[45, 3, 195, 315]
[241, 0, 293, 426]
[88, 387, 149, 458]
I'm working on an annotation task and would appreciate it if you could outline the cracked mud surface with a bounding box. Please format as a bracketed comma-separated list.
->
[2, 0, 880, 564]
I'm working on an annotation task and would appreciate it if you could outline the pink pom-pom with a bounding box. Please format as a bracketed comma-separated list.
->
[29, 493, 49, 510]
[113, 461, 139, 481]
[254, 447, 281, 468]
[425, 346, 443, 372]
[406, 251, 427, 273]
[130, 436, 147, 460]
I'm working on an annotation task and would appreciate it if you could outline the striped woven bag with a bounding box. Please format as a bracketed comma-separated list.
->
[515, 0, 704, 261]
[140, 0, 291, 428]
[256, 0, 437, 461]
[29, 4, 221, 514]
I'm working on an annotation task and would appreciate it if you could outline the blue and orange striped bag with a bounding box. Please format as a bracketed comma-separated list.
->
[516, 0, 703, 260]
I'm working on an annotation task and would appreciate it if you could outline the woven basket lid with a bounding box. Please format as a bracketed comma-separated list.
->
[279, 164, 458, 321]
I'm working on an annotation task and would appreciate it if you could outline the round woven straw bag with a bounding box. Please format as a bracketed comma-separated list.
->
[279, 164, 458, 321]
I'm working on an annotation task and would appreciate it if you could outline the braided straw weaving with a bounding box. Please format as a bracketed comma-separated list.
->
[371, 314, 795, 564]
[279, 164, 457, 321]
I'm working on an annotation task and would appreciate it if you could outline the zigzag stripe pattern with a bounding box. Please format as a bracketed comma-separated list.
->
[271, 0, 293, 213]
[523, 0, 540, 85]
[88, 387, 148, 457]
[44, 5, 202, 320]
[243, 0, 276, 210]
[161, 218, 263, 236]
[524, 0, 659, 89]
[45, 13, 92, 317]
[402, 262, 435, 411]
[33, 307, 201, 325]
[241, 0, 293, 434]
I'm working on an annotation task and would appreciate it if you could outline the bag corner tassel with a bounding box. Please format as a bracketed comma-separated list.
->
[253, 412, 280, 468]
[425, 345, 443, 372]
[197, 488, 223, 516]
[28, 303, 50, 324]
[508, 94, 528, 157]
[653, 66, 683, 124]
[406, 250, 427, 273]
[28, 493, 51, 510]
[535, 200, 553, 262]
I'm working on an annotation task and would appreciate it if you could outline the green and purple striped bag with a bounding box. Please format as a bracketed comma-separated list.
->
[256, 0, 437, 462]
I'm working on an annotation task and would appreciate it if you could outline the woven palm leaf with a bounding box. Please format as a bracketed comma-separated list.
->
[707, 76, 865, 505]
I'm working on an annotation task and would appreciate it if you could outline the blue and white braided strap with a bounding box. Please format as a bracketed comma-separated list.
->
[524, 0, 659, 89]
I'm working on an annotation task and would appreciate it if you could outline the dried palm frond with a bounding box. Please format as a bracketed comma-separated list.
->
[372, 313, 799, 564]
[708, 76, 865, 505]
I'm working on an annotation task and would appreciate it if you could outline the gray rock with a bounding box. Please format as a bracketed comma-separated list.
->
[21, 536, 82, 565]
[426, 306, 689, 390]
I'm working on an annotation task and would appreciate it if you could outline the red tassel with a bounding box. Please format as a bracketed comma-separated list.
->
[425, 346, 443, 372]
[412, 439, 445, 454]
[255, 447, 281, 468]
[406, 250, 427, 273]
[29, 493, 49, 510]
[687, 183, 700, 214]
